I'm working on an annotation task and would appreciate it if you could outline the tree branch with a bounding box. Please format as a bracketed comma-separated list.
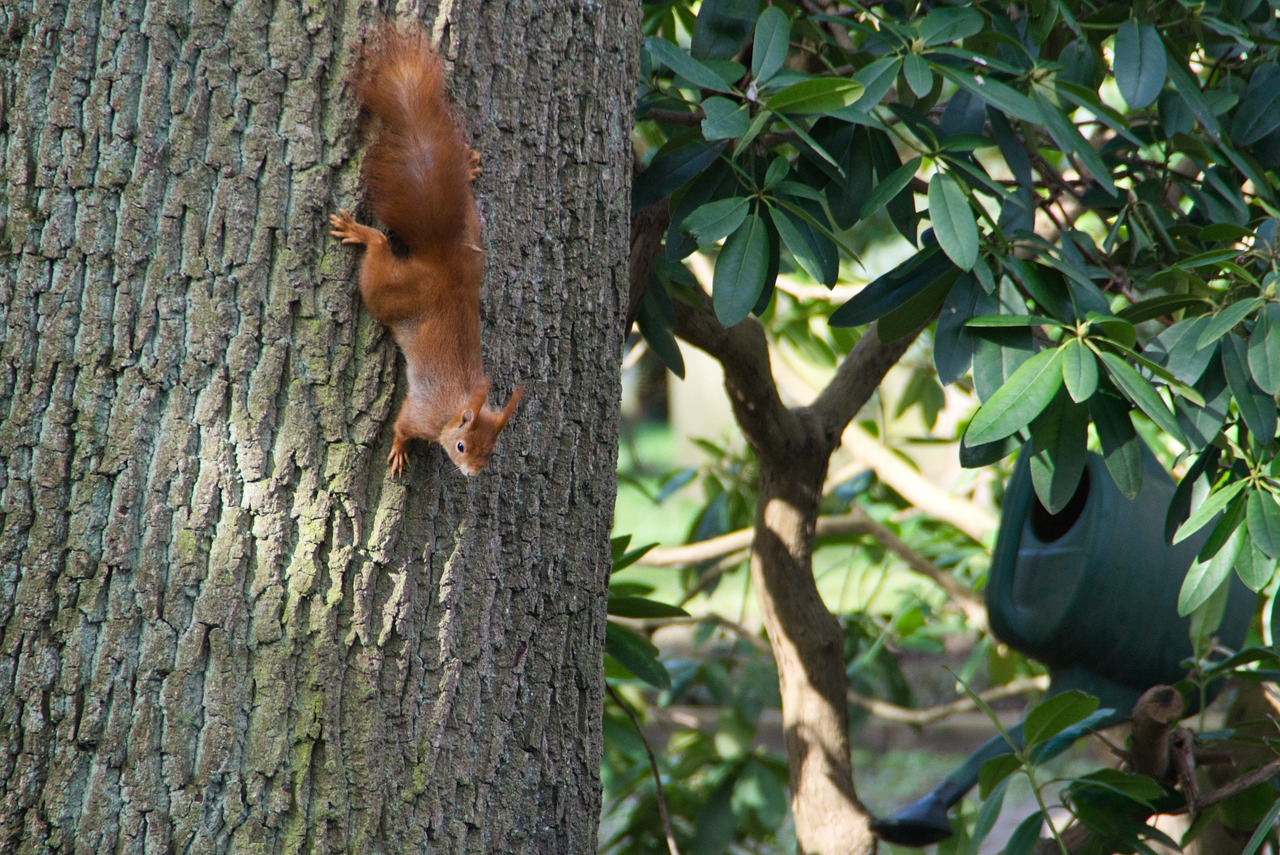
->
[639, 511, 987, 626]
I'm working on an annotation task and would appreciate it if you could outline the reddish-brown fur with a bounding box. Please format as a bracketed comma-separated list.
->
[329, 25, 521, 477]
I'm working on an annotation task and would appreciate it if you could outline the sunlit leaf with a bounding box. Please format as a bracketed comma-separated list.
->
[765, 78, 865, 115]
[965, 347, 1064, 445]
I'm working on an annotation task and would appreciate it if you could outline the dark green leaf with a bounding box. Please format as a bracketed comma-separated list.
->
[851, 56, 902, 110]
[684, 196, 750, 247]
[1222, 333, 1278, 442]
[937, 66, 1039, 123]
[690, 0, 755, 61]
[972, 777, 1011, 847]
[978, 755, 1021, 799]
[605, 622, 670, 689]
[934, 272, 986, 385]
[1091, 393, 1143, 500]
[636, 278, 686, 379]
[965, 347, 1064, 445]
[919, 7, 985, 46]
[1098, 352, 1185, 443]
[634, 139, 726, 212]
[765, 78, 865, 115]
[928, 172, 979, 271]
[902, 54, 933, 99]
[1032, 92, 1117, 195]
[1113, 20, 1166, 109]
[859, 155, 922, 220]
[1117, 294, 1210, 324]
[830, 244, 952, 327]
[773, 206, 836, 287]
[1024, 690, 1100, 748]
[1004, 811, 1045, 855]
[1030, 390, 1089, 514]
[713, 212, 771, 326]
[645, 36, 735, 94]
[752, 6, 790, 85]
[1233, 64, 1280, 145]
[1248, 302, 1280, 395]
[877, 265, 961, 342]
[701, 96, 752, 140]
[1247, 488, 1280, 560]
[965, 314, 1060, 328]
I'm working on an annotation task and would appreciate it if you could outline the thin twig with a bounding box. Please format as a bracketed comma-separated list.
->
[849, 675, 1050, 725]
[606, 684, 682, 855]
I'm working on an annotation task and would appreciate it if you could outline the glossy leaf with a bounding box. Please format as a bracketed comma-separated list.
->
[765, 78, 865, 115]
[829, 244, 951, 327]
[1172, 478, 1244, 545]
[965, 347, 1064, 445]
[634, 139, 725, 211]
[751, 6, 790, 85]
[713, 212, 771, 326]
[1113, 20, 1166, 109]
[937, 66, 1039, 123]
[928, 172, 979, 271]
[690, 0, 756, 60]
[1195, 297, 1262, 350]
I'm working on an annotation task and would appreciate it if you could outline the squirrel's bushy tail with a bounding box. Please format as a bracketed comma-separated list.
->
[349, 27, 477, 254]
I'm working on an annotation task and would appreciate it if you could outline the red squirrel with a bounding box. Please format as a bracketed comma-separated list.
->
[330, 25, 522, 477]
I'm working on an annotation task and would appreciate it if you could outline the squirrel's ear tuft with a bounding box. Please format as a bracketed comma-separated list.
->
[459, 408, 476, 427]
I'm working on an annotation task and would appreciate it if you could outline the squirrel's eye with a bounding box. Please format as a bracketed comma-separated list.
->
[456, 442, 466, 453]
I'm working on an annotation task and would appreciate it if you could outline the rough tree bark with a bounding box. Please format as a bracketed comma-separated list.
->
[0, 1, 635, 852]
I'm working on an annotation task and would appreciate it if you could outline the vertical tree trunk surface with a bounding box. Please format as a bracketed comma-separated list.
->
[0, 1, 635, 851]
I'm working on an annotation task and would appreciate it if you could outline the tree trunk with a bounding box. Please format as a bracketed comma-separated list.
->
[0, 1, 635, 852]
